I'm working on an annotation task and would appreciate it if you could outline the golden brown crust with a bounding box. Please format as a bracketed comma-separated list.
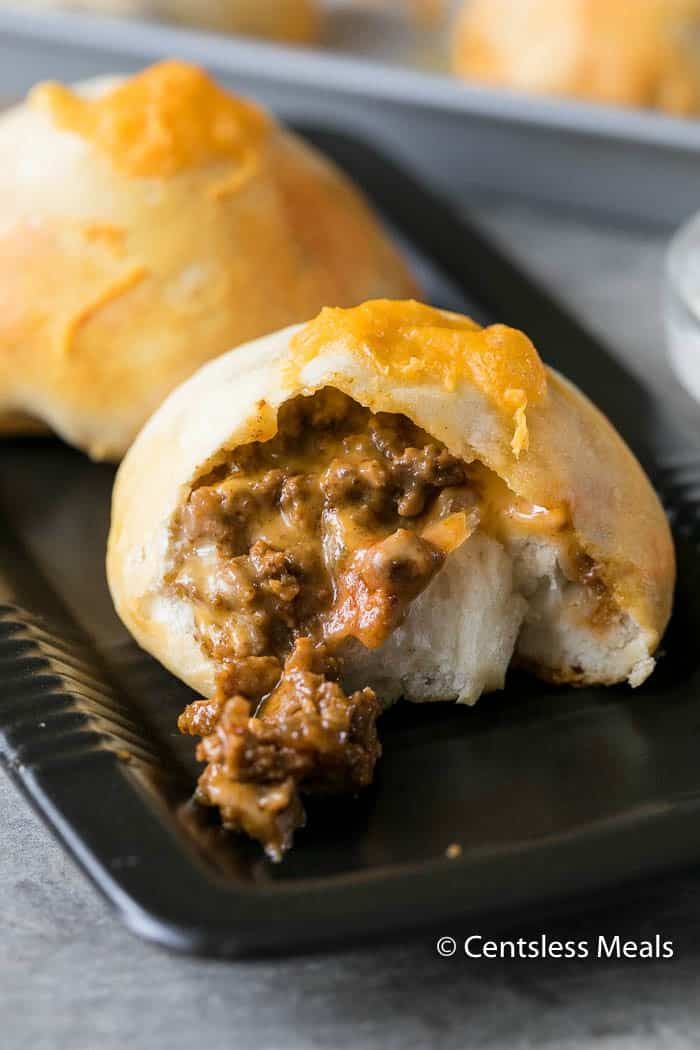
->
[0, 64, 417, 461]
[453, 0, 700, 115]
[107, 301, 675, 700]
[0, 412, 50, 437]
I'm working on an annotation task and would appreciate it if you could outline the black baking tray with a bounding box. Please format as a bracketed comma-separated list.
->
[2, 129, 700, 958]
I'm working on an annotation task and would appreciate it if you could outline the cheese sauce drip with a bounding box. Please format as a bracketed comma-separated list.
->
[290, 300, 548, 456]
[31, 61, 270, 179]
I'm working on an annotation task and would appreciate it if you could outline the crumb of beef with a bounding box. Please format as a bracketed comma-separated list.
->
[199, 768, 304, 861]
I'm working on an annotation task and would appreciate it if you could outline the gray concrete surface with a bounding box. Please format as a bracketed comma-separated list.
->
[4, 200, 700, 1050]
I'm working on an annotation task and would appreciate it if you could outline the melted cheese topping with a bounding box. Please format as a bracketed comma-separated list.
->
[291, 300, 548, 457]
[60, 264, 148, 355]
[30, 61, 270, 179]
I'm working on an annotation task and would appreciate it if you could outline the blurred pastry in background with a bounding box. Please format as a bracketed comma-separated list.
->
[356, 0, 445, 26]
[0, 61, 417, 461]
[323, 0, 449, 69]
[452, 0, 700, 116]
[12, 0, 321, 43]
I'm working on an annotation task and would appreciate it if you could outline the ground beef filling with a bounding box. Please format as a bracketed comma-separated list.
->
[173, 388, 475, 858]
[179, 639, 379, 857]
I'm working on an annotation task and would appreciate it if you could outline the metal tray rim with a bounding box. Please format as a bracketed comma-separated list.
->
[2, 6, 700, 152]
